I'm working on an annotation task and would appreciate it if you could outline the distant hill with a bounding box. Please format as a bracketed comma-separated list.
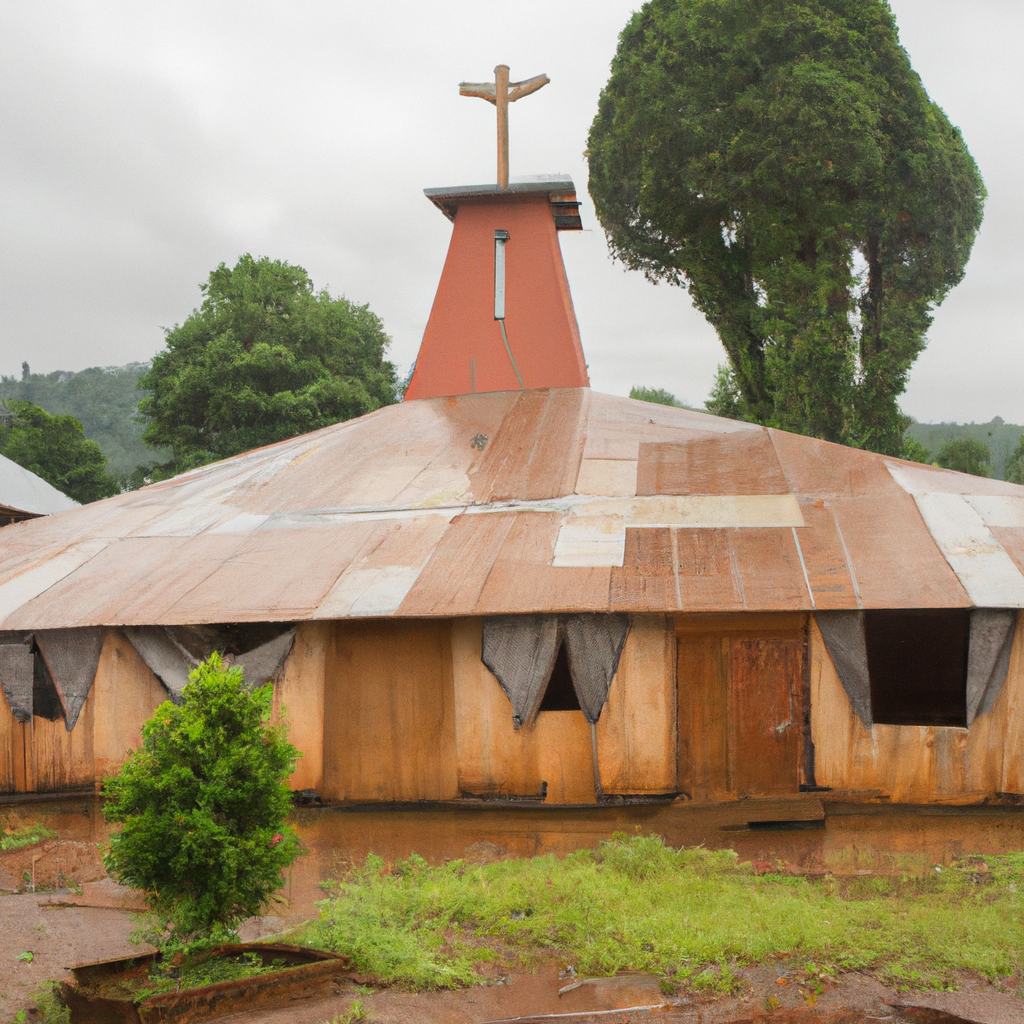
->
[0, 363, 168, 480]
[905, 418, 1024, 480]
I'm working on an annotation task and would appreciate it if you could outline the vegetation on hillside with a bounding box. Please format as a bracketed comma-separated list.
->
[0, 362, 164, 481]
[905, 417, 1024, 480]
[588, 0, 985, 455]
[935, 437, 991, 477]
[138, 255, 398, 479]
[630, 385, 688, 408]
[301, 834, 1023, 993]
[0, 400, 119, 503]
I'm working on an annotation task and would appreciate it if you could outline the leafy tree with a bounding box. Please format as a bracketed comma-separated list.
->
[1004, 436, 1024, 485]
[900, 436, 931, 465]
[936, 437, 990, 477]
[630, 385, 684, 407]
[0, 400, 119, 503]
[0, 362, 168, 483]
[139, 255, 398, 478]
[705, 364, 748, 420]
[588, 0, 985, 455]
[103, 654, 299, 942]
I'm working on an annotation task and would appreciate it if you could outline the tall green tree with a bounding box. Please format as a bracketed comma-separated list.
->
[0, 400, 119, 503]
[139, 255, 398, 478]
[588, 0, 985, 455]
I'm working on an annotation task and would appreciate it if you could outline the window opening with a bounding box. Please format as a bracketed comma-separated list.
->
[32, 646, 64, 722]
[538, 641, 581, 712]
[865, 609, 969, 727]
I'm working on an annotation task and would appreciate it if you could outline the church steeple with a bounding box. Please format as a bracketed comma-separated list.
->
[403, 69, 589, 401]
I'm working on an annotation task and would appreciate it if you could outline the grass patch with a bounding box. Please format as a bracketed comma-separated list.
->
[301, 834, 1024, 992]
[1, 825, 58, 851]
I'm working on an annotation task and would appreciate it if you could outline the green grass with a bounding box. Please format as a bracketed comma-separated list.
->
[300, 834, 1024, 993]
[1, 825, 58, 851]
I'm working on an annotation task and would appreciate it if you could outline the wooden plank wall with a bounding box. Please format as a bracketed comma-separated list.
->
[322, 619, 458, 803]
[677, 614, 808, 802]
[272, 622, 329, 793]
[451, 615, 677, 804]
[810, 612, 1024, 802]
[92, 631, 168, 781]
[595, 615, 677, 795]
[0, 693, 32, 792]
[0, 629, 167, 793]
[452, 617, 593, 803]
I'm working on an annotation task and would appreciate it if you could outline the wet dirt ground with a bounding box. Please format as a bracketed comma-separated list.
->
[2, 794, 1023, 1023]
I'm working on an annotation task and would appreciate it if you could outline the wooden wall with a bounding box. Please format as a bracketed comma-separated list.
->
[11, 609, 1020, 807]
[0, 630, 166, 794]
[272, 622, 329, 793]
[451, 615, 677, 804]
[677, 614, 809, 802]
[92, 631, 169, 781]
[810, 612, 1024, 802]
[595, 615, 677, 795]
[322, 619, 458, 803]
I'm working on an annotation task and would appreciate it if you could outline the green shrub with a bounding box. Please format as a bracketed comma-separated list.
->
[103, 653, 299, 943]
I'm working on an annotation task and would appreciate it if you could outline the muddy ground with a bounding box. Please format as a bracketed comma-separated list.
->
[2, 878, 1020, 1024]
[2, 797, 1024, 1023]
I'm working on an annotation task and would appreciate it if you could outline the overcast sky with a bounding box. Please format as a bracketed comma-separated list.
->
[1, 1, 1021, 423]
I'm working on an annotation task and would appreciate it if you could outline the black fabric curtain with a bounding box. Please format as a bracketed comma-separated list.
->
[482, 614, 630, 727]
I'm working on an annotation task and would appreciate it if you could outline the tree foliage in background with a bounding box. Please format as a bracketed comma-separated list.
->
[899, 436, 931, 466]
[139, 255, 398, 478]
[936, 437, 990, 478]
[588, 0, 985, 455]
[0, 362, 167, 483]
[630, 385, 686, 407]
[103, 654, 299, 942]
[0, 400, 119, 503]
[1006, 437, 1024, 485]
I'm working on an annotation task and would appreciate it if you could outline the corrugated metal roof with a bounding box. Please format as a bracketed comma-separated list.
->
[0, 453, 79, 518]
[1, 387, 1021, 629]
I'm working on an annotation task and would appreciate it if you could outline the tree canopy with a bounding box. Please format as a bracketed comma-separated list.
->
[139, 255, 398, 478]
[936, 437, 990, 478]
[0, 400, 119, 503]
[588, 0, 985, 455]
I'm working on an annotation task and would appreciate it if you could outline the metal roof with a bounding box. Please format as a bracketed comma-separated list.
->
[1, 387, 1022, 630]
[0, 453, 79, 518]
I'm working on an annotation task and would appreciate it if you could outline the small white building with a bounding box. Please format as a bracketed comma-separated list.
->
[0, 452, 79, 527]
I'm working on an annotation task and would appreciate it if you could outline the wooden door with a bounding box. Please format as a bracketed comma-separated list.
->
[676, 615, 808, 801]
[728, 638, 805, 795]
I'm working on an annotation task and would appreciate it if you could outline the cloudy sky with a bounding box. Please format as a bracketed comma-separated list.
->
[0, 1, 1020, 423]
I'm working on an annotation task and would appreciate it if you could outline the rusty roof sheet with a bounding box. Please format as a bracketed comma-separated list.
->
[2, 387, 1020, 628]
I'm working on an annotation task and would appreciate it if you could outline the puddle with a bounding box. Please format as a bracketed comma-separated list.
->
[6, 795, 1024, 921]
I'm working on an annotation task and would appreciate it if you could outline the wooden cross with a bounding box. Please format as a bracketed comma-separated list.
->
[460, 65, 549, 191]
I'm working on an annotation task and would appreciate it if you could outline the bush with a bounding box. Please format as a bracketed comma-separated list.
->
[936, 437, 991, 477]
[103, 653, 299, 942]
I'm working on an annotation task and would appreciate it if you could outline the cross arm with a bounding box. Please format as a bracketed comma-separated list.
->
[459, 82, 497, 104]
[508, 74, 550, 102]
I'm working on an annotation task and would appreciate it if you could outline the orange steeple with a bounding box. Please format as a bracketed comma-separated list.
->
[404, 178, 590, 400]
[404, 65, 589, 401]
